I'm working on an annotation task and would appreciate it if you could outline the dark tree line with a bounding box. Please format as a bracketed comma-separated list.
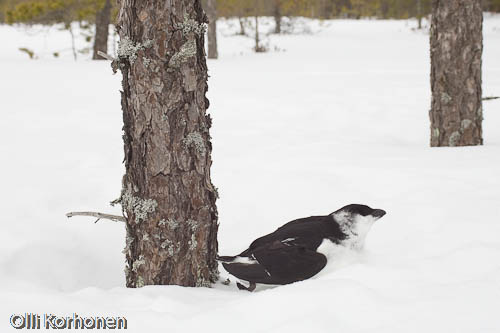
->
[1, 0, 117, 59]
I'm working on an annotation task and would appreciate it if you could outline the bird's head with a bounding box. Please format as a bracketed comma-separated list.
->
[331, 204, 386, 249]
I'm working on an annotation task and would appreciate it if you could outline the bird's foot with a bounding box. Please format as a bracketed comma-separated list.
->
[236, 281, 256, 292]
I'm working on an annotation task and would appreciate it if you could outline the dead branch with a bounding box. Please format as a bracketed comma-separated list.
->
[97, 51, 116, 61]
[66, 211, 125, 223]
[482, 96, 499, 101]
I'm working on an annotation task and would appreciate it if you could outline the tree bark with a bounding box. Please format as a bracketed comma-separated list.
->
[115, 0, 219, 288]
[206, 0, 218, 59]
[92, 0, 111, 60]
[430, 0, 483, 147]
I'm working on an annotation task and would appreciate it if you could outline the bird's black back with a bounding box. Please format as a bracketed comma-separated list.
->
[240, 215, 345, 257]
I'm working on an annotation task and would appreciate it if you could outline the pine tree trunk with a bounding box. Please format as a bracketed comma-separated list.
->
[255, 14, 260, 51]
[115, 0, 219, 288]
[92, 0, 111, 60]
[430, 0, 483, 147]
[273, 0, 281, 34]
[238, 17, 246, 35]
[417, 0, 422, 29]
[206, 0, 218, 59]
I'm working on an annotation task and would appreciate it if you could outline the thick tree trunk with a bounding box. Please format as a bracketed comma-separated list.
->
[206, 0, 218, 59]
[92, 0, 111, 60]
[430, 0, 483, 147]
[115, 0, 219, 288]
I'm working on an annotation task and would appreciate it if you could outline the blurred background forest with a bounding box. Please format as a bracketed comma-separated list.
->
[3, 0, 500, 24]
[1, 0, 500, 60]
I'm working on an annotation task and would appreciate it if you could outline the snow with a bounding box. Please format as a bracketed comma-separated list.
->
[1, 16, 500, 332]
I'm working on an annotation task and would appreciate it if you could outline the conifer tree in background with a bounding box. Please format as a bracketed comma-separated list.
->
[273, 0, 282, 33]
[3, 0, 500, 29]
[206, 0, 218, 59]
[4, 0, 115, 60]
[115, 0, 219, 287]
[92, 0, 111, 60]
[429, 0, 483, 147]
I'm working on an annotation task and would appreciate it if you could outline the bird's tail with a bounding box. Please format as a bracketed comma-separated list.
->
[216, 255, 237, 263]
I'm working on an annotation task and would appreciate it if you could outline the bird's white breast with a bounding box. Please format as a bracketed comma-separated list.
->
[316, 238, 345, 258]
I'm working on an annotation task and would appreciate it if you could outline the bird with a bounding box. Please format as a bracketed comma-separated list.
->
[218, 204, 386, 291]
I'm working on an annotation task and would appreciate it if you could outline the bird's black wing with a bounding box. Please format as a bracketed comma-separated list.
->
[239, 215, 333, 256]
[223, 240, 327, 285]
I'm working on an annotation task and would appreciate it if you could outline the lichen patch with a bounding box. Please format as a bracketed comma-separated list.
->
[120, 185, 158, 224]
[175, 14, 207, 36]
[117, 36, 153, 64]
[183, 131, 206, 156]
[169, 38, 196, 68]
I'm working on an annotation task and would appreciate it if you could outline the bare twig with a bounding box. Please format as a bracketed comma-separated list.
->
[97, 51, 116, 61]
[68, 24, 77, 61]
[97, 51, 121, 74]
[66, 211, 125, 223]
[482, 96, 499, 101]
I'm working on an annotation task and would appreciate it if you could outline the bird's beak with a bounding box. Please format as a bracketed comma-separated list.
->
[372, 209, 386, 218]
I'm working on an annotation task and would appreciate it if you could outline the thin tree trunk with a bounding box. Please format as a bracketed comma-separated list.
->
[93, 0, 111, 60]
[254, 0, 261, 52]
[238, 16, 246, 35]
[115, 0, 219, 288]
[68, 24, 77, 61]
[255, 14, 260, 51]
[417, 0, 422, 29]
[273, 0, 281, 34]
[206, 0, 218, 59]
[430, 0, 483, 147]
[381, 0, 389, 19]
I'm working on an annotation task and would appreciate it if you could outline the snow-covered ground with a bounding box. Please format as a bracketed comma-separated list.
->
[1, 16, 500, 332]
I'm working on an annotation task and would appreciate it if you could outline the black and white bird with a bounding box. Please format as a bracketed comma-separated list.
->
[218, 204, 386, 291]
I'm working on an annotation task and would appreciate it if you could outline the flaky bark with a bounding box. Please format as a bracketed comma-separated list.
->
[430, 0, 483, 147]
[206, 0, 218, 59]
[92, 0, 111, 60]
[116, 0, 218, 288]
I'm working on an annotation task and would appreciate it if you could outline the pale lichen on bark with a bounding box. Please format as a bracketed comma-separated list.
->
[117, 36, 153, 64]
[122, 234, 134, 255]
[168, 14, 206, 68]
[161, 239, 181, 257]
[132, 255, 146, 272]
[175, 13, 207, 36]
[183, 132, 206, 156]
[169, 38, 197, 68]
[136, 276, 145, 288]
[188, 234, 198, 251]
[187, 219, 198, 231]
[120, 185, 158, 224]
[158, 218, 179, 230]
